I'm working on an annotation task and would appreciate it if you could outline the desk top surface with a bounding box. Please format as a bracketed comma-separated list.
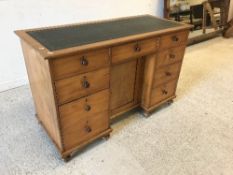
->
[26, 15, 184, 51]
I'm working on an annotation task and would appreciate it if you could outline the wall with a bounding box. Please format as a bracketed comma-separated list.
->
[188, 0, 204, 5]
[0, 0, 163, 92]
[170, 0, 204, 6]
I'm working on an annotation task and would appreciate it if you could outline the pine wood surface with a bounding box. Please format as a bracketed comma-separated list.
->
[16, 15, 191, 160]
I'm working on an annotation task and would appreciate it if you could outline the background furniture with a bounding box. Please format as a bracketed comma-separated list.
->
[170, 9, 191, 21]
[164, 0, 230, 28]
[15, 15, 191, 161]
[164, 0, 230, 45]
[224, 19, 233, 37]
[208, 0, 230, 28]
[203, 1, 222, 33]
[190, 4, 204, 29]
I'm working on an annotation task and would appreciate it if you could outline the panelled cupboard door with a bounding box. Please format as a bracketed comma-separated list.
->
[110, 60, 137, 110]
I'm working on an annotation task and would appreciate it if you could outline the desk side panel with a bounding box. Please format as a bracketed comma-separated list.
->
[21, 40, 63, 151]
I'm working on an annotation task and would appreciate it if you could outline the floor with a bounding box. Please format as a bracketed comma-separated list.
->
[1, 37, 233, 175]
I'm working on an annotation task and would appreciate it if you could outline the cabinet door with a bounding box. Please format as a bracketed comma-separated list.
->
[110, 60, 137, 110]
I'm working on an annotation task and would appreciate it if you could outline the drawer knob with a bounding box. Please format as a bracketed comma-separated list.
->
[172, 36, 179, 42]
[169, 54, 176, 59]
[134, 43, 141, 52]
[80, 56, 88, 66]
[82, 80, 90, 88]
[165, 72, 172, 76]
[84, 125, 92, 133]
[162, 89, 168, 95]
[84, 104, 91, 111]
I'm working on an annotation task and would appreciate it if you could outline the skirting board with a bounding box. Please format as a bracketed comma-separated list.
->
[0, 76, 28, 92]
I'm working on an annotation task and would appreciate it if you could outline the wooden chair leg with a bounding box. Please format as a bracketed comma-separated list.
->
[203, 1, 218, 32]
[203, 3, 207, 34]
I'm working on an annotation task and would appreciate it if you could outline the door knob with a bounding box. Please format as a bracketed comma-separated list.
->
[84, 125, 92, 133]
[82, 80, 90, 88]
[162, 89, 168, 95]
[165, 71, 172, 76]
[169, 54, 176, 59]
[80, 56, 88, 66]
[172, 36, 179, 42]
[84, 104, 91, 111]
[134, 43, 141, 52]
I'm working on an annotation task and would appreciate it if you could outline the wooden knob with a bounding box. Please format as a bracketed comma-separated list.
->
[162, 89, 168, 95]
[134, 43, 141, 52]
[84, 104, 91, 111]
[172, 36, 179, 42]
[82, 80, 90, 88]
[84, 125, 92, 133]
[80, 56, 88, 66]
[165, 72, 172, 76]
[169, 54, 176, 59]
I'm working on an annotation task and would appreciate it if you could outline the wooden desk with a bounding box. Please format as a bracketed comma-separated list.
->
[15, 15, 191, 161]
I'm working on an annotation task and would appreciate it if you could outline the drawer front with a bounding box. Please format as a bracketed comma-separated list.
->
[150, 80, 177, 106]
[55, 68, 110, 104]
[156, 46, 185, 68]
[59, 89, 109, 150]
[160, 31, 189, 50]
[153, 62, 182, 88]
[51, 49, 109, 80]
[112, 38, 158, 64]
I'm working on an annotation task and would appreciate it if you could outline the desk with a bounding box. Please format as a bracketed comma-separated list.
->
[15, 15, 191, 161]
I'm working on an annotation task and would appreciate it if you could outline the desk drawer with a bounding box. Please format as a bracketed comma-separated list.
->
[156, 46, 185, 68]
[153, 62, 182, 88]
[59, 89, 109, 150]
[150, 80, 177, 106]
[55, 68, 110, 104]
[160, 31, 189, 50]
[112, 38, 158, 64]
[51, 49, 109, 80]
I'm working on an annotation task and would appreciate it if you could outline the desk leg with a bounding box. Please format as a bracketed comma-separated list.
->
[203, 7, 207, 34]
[141, 110, 151, 118]
[166, 99, 174, 105]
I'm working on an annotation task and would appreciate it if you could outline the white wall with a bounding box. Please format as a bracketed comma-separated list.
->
[0, 0, 163, 92]
[170, 0, 204, 6]
[188, 0, 204, 5]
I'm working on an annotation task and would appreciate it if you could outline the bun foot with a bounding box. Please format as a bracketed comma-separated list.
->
[103, 134, 110, 140]
[141, 111, 151, 118]
[63, 155, 72, 162]
[167, 100, 174, 105]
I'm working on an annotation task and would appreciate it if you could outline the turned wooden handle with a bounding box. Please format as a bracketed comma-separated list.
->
[172, 36, 179, 42]
[134, 43, 141, 52]
[169, 54, 176, 59]
[80, 56, 88, 66]
[162, 89, 168, 95]
[84, 104, 91, 111]
[165, 71, 172, 76]
[84, 125, 92, 133]
[82, 80, 90, 88]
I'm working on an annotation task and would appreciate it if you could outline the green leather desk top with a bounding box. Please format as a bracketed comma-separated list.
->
[27, 15, 183, 51]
